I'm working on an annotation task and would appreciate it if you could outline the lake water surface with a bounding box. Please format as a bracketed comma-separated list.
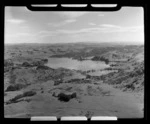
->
[45, 57, 110, 71]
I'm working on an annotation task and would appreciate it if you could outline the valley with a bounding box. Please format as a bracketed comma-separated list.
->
[4, 42, 144, 118]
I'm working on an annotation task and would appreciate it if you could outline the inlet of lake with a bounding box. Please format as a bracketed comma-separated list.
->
[45, 57, 110, 71]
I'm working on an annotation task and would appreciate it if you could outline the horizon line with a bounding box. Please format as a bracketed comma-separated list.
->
[4, 41, 144, 45]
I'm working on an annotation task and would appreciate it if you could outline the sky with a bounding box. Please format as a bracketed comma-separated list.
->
[5, 6, 144, 44]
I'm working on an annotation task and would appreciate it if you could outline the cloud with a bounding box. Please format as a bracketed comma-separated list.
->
[57, 28, 104, 34]
[5, 32, 35, 44]
[64, 19, 76, 23]
[48, 19, 76, 27]
[127, 26, 144, 32]
[35, 30, 57, 37]
[6, 19, 26, 24]
[6, 25, 143, 42]
[99, 24, 143, 33]
[48, 12, 89, 27]
[118, 26, 144, 32]
[100, 24, 121, 28]
[88, 22, 96, 26]
[58, 12, 88, 19]
[6, 33, 31, 38]
[56, 25, 143, 34]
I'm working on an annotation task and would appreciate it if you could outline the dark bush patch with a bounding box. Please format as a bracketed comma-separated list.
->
[54, 80, 62, 86]
[22, 62, 32, 67]
[86, 75, 91, 79]
[91, 56, 109, 64]
[36, 65, 51, 70]
[23, 91, 36, 97]
[66, 78, 91, 84]
[9, 94, 23, 103]
[32, 61, 45, 66]
[6, 91, 36, 104]
[66, 87, 72, 91]
[57, 92, 77, 102]
[5, 94, 23, 104]
[71, 92, 77, 98]
[41, 59, 48, 63]
[125, 83, 135, 90]
[5, 83, 26, 91]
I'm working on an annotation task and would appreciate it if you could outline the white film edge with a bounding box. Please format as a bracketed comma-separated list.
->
[31, 116, 57, 121]
[31, 116, 117, 121]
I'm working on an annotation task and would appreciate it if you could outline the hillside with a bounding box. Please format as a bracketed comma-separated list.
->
[4, 43, 144, 118]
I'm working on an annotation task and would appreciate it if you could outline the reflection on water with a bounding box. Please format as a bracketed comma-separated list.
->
[45, 57, 109, 71]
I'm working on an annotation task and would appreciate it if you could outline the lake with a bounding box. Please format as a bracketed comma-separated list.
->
[45, 57, 110, 71]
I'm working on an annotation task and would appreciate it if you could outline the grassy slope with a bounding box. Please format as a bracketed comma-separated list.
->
[4, 43, 144, 118]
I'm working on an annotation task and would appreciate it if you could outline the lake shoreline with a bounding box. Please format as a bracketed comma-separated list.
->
[4, 43, 144, 118]
[45, 57, 110, 71]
